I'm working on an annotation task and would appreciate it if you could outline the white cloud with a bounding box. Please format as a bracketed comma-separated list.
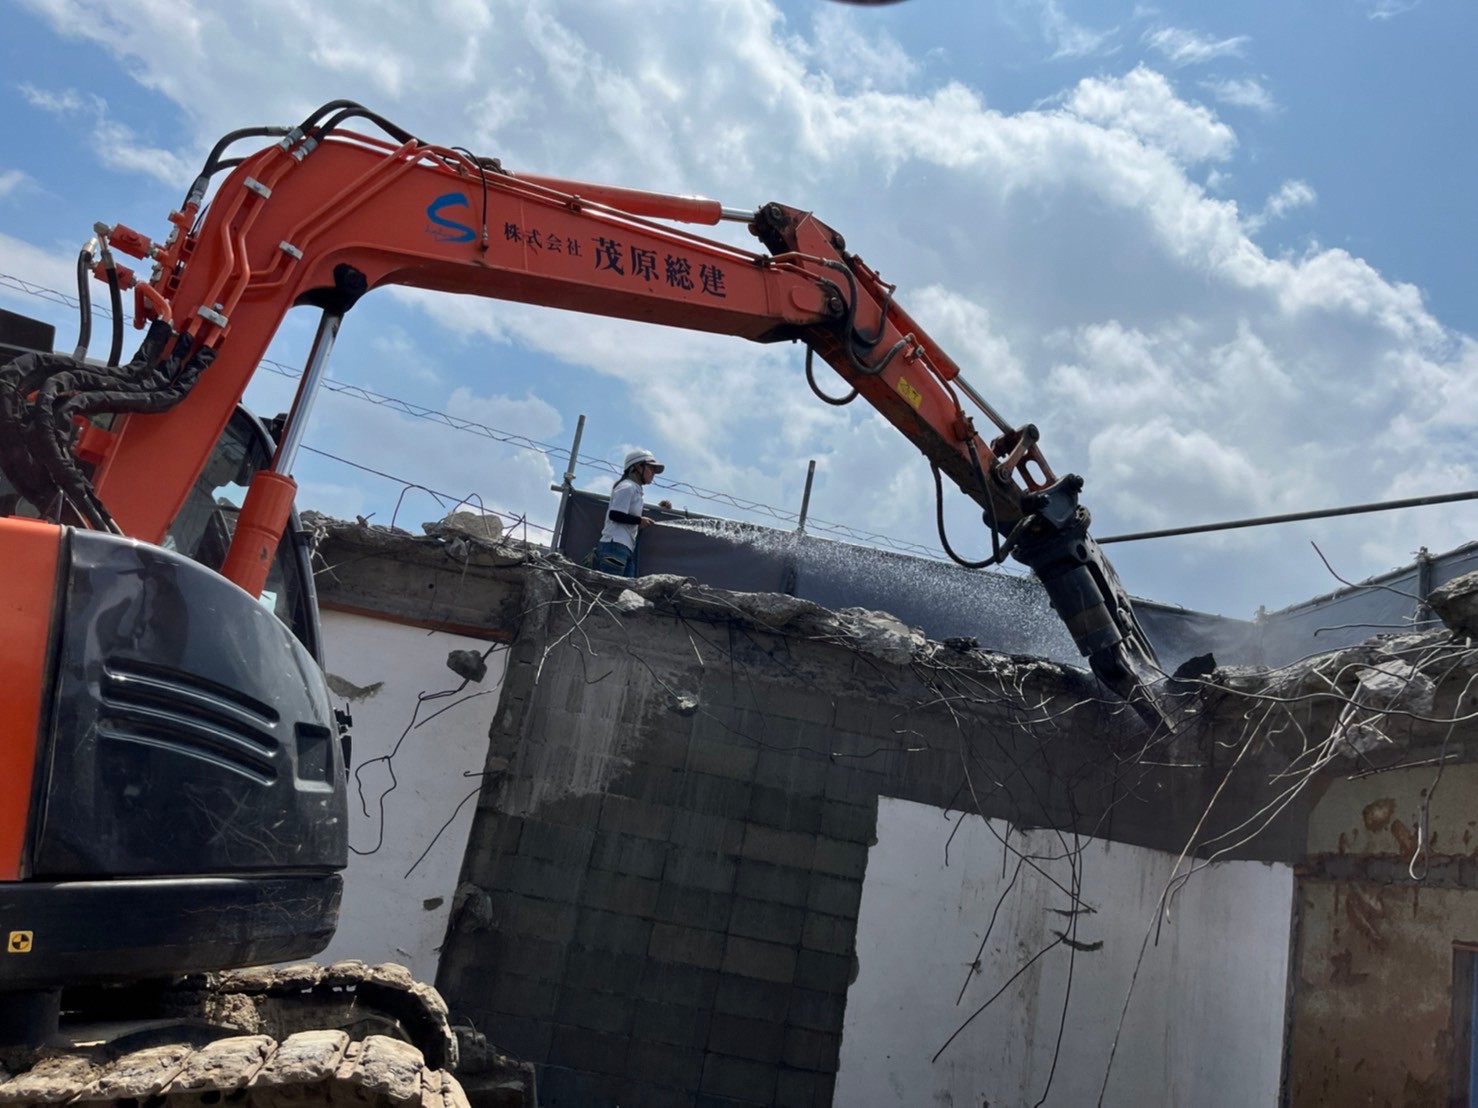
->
[294, 384, 564, 534]
[1143, 26, 1250, 67]
[1244, 179, 1316, 233]
[1364, 0, 1421, 20]
[6, 0, 1472, 616]
[1202, 76, 1276, 114]
[1088, 418, 1265, 528]
[1265, 179, 1317, 218]
[1065, 66, 1236, 164]
[19, 84, 196, 184]
[389, 289, 825, 485]
[369, 329, 444, 386]
[0, 170, 31, 199]
[0, 230, 90, 315]
[16, 85, 87, 114]
[993, 0, 1116, 61]
[1034, 0, 1117, 59]
[443, 385, 564, 442]
[806, 7, 918, 92]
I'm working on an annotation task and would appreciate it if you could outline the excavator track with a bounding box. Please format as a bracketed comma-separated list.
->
[0, 963, 481, 1107]
[0, 1030, 468, 1106]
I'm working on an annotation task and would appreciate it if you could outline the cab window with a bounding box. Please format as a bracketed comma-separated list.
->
[164, 408, 319, 655]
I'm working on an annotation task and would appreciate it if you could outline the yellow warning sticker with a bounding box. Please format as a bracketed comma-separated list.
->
[7, 930, 33, 953]
[895, 376, 922, 409]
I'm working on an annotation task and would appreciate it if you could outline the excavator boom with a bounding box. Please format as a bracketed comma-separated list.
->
[0, 98, 1168, 1108]
[9, 108, 1162, 705]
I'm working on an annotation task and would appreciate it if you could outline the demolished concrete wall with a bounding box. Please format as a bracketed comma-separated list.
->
[1189, 591, 1478, 1107]
[433, 569, 1153, 1107]
[308, 516, 1328, 1107]
[307, 516, 1478, 1107]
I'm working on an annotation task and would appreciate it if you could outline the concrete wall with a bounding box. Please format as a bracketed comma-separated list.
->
[310, 521, 1435, 1107]
[424, 554, 1302, 1107]
[314, 610, 507, 983]
[431, 570, 1122, 1106]
[1288, 762, 1478, 1106]
[835, 797, 1294, 1107]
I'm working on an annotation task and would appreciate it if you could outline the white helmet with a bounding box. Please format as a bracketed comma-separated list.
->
[622, 448, 665, 474]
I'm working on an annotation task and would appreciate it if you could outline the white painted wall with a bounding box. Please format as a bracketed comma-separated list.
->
[313, 611, 506, 983]
[835, 796, 1293, 1108]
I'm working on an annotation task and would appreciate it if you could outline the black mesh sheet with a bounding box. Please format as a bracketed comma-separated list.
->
[556, 488, 1477, 673]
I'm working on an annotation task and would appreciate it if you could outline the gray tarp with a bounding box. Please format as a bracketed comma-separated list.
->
[557, 488, 1475, 673]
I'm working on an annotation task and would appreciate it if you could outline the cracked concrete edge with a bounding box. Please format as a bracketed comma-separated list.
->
[304, 514, 1478, 767]
[302, 512, 1073, 680]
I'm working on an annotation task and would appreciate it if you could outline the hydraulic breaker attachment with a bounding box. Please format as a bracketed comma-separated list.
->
[1010, 476, 1170, 728]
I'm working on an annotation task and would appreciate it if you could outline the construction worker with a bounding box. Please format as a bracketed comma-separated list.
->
[586, 447, 665, 577]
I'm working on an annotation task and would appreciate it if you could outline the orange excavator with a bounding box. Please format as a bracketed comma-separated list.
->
[0, 101, 1163, 1103]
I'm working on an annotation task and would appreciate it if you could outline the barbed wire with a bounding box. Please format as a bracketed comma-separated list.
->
[0, 271, 951, 559]
[298, 446, 552, 535]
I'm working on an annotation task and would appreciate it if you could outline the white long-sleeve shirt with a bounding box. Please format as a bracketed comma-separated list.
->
[598, 477, 644, 550]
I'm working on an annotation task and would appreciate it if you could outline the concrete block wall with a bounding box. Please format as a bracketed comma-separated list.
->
[307, 523, 1314, 1105]
[442, 688, 873, 1106]
[434, 574, 1175, 1107]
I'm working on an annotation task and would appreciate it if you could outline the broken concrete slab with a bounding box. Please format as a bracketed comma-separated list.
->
[424, 510, 504, 543]
[1430, 568, 1478, 638]
[1192, 628, 1477, 770]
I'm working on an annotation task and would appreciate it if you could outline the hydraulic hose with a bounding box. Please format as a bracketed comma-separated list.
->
[804, 344, 857, 406]
[931, 462, 1026, 570]
[70, 244, 94, 361]
[93, 226, 124, 368]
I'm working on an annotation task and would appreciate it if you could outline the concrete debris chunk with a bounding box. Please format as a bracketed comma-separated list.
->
[739, 592, 825, 627]
[1329, 659, 1436, 757]
[613, 588, 652, 613]
[424, 510, 504, 544]
[325, 672, 384, 700]
[629, 573, 691, 596]
[451, 883, 495, 932]
[322, 958, 372, 984]
[1429, 569, 1478, 638]
[835, 607, 926, 665]
[446, 648, 488, 683]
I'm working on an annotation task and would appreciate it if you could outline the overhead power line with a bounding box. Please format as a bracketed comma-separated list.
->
[1097, 489, 1478, 544]
[300, 446, 553, 535]
[253, 355, 946, 555]
[6, 271, 1470, 562]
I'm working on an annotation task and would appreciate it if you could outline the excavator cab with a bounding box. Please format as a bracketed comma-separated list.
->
[0, 308, 344, 1034]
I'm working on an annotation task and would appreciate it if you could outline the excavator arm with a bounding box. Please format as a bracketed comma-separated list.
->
[4, 104, 1163, 709]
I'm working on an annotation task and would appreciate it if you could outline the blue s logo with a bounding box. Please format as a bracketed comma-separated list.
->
[425, 192, 476, 243]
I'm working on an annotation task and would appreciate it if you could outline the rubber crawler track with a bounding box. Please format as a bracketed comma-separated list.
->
[0, 1030, 469, 1106]
[0, 962, 471, 1107]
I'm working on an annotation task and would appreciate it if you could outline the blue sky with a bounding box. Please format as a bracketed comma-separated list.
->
[1, 0, 1473, 620]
